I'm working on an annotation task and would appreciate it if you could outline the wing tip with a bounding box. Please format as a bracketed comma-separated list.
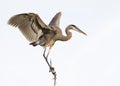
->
[7, 19, 18, 27]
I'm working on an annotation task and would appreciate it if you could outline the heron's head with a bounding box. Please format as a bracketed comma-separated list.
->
[67, 24, 87, 36]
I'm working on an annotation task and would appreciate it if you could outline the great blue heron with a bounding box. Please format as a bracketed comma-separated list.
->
[8, 12, 87, 85]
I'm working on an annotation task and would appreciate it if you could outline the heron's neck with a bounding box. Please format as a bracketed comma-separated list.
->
[57, 28, 72, 41]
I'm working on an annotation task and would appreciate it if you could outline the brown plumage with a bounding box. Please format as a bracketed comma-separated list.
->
[8, 12, 87, 57]
[8, 12, 87, 84]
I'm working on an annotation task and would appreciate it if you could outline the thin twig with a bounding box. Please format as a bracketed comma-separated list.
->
[50, 59, 57, 86]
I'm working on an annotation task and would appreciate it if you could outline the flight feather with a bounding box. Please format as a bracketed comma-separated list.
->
[8, 13, 49, 42]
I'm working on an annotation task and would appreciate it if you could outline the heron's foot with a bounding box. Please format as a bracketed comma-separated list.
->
[49, 66, 56, 86]
[49, 66, 55, 73]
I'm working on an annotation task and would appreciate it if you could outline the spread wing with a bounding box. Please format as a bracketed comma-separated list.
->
[8, 13, 50, 42]
[49, 12, 62, 27]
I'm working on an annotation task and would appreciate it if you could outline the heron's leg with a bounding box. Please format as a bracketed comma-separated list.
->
[43, 47, 54, 70]
[43, 47, 56, 86]
[46, 46, 52, 59]
[43, 46, 52, 59]
[43, 47, 51, 67]
[43, 47, 47, 58]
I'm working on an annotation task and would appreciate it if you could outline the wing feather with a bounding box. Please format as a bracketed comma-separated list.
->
[8, 13, 48, 42]
[49, 12, 62, 27]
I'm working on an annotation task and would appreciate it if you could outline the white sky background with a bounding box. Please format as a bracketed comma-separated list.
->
[0, 0, 120, 86]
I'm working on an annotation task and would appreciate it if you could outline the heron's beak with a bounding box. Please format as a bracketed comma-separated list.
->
[77, 28, 87, 36]
[72, 25, 87, 36]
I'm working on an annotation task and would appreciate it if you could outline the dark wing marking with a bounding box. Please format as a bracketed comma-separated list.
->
[8, 13, 50, 42]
